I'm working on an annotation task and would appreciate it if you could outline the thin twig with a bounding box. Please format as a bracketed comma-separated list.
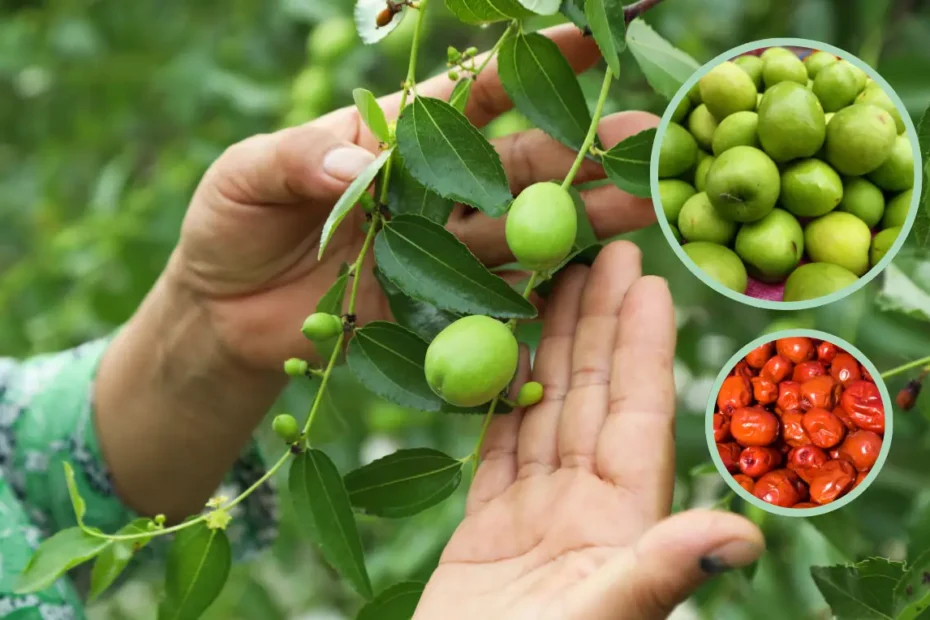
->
[624, 0, 666, 24]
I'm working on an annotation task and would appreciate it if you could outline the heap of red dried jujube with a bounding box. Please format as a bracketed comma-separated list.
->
[714, 337, 885, 508]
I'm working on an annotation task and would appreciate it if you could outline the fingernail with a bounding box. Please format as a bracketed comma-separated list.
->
[322, 145, 375, 183]
[699, 541, 764, 574]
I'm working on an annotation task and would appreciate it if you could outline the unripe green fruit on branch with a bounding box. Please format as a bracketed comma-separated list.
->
[272, 414, 301, 444]
[516, 381, 544, 407]
[284, 358, 309, 377]
[424, 316, 519, 407]
[505, 182, 578, 271]
[302, 313, 343, 341]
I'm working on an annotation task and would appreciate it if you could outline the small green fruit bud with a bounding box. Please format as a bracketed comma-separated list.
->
[516, 381, 544, 407]
[273, 414, 301, 444]
[301, 312, 342, 341]
[465, 46, 478, 58]
[447, 46, 461, 63]
[358, 192, 376, 213]
[284, 358, 309, 377]
[448, 70, 459, 81]
[154, 514, 166, 526]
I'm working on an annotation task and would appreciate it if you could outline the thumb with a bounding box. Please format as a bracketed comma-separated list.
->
[204, 123, 376, 206]
[574, 510, 765, 619]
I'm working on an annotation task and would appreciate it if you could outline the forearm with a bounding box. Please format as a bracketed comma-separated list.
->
[93, 259, 285, 522]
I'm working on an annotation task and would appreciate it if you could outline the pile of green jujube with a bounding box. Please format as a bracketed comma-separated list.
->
[658, 47, 914, 302]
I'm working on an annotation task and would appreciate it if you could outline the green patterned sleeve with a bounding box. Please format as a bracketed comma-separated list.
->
[0, 337, 278, 581]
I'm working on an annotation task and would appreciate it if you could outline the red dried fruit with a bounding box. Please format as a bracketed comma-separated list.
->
[802, 407, 847, 449]
[739, 446, 782, 477]
[782, 411, 812, 448]
[717, 442, 742, 473]
[800, 375, 840, 411]
[751, 376, 778, 405]
[730, 407, 780, 446]
[733, 473, 755, 493]
[830, 353, 862, 387]
[787, 445, 829, 483]
[754, 469, 803, 507]
[717, 375, 752, 414]
[841, 380, 885, 434]
[809, 460, 856, 505]
[836, 430, 882, 471]
[776, 337, 815, 364]
[776, 381, 803, 415]
[745, 343, 774, 369]
[817, 341, 837, 363]
[713, 412, 731, 442]
[761, 355, 794, 383]
[793, 360, 826, 383]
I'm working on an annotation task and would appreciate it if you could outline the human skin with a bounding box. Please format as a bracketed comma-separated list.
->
[413, 244, 764, 620]
[92, 25, 659, 522]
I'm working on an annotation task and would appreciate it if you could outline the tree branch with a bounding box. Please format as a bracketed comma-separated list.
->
[624, 0, 666, 24]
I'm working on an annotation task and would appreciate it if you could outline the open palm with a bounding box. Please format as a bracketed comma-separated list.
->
[414, 243, 765, 620]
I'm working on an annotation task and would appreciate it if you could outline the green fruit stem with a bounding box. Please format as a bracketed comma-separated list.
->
[882, 355, 930, 380]
[450, 22, 517, 111]
[563, 70, 614, 190]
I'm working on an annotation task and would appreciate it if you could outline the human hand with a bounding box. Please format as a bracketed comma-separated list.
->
[167, 24, 658, 371]
[413, 242, 765, 620]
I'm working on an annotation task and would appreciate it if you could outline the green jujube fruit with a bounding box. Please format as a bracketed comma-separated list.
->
[677, 192, 738, 244]
[694, 153, 715, 192]
[424, 315, 519, 407]
[505, 182, 577, 270]
[782, 263, 860, 301]
[302, 312, 343, 341]
[867, 134, 915, 191]
[870, 227, 901, 267]
[824, 103, 897, 175]
[804, 211, 872, 276]
[779, 159, 844, 217]
[659, 123, 698, 178]
[812, 61, 861, 112]
[757, 82, 826, 162]
[712, 111, 759, 155]
[682, 242, 748, 293]
[882, 189, 912, 229]
[699, 61, 758, 121]
[856, 84, 905, 134]
[837, 178, 885, 228]
[670, 224, 682, 243]
[734, 55, 764, 90]
[804, 51, 837, 79]
[838, 60, 868, 93]
[687, 105, 718, 152]
[761, 47, 795, 61]
[659, 179, 697, 222]
[763, 53, 808, 89]
[688, 81, 702, 104]
[705, 146, 781, 222]
[272, 414, 301, 444]
[671, 96, 693, 124]
[734, 208, 804, 282]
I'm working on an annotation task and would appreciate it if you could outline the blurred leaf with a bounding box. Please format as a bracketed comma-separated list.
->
[626, 19, 700, 100]
[347, 321, 443, 411]
[357, 581, 426, 620]
[289, 449, 373, 600]
[585, 0, 625, 77]
[449, 79, 473, 112]
[559, 0, 588, 31]
[811, 557, 902, 619]
[373, 215, 537, 318]
[374, 267, 458, 341]
[387, 155, 455, 225]
[876, 255, 930, 323]
[498, 31, 592, 150]
[915, 104, 930, 249]
[158, 524, 231, 620]
[894, 548, 930, 618]
[567, 187, 597, 250]
[396, 97, 512, 216]
[354, 88, 392, 143]
[689, 461, 717, 477]
[317, 263, 350, 316]
[89, 519, 154, 602]
[62, 462, 86, 526]
[344, 448, 463, 517]
[356, 0, 409, 44]
[444, 0, 534, 24]
[14, 528, 109, 594]
[319, 149, 392, 259]
[602, 128, 655, 198]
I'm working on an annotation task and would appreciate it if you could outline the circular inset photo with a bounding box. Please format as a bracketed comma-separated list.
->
[653, 39, 921, 309]
[706, 330, 893, 516]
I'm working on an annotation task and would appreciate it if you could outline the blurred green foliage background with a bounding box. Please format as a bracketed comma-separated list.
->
[2, 0, 930, 618]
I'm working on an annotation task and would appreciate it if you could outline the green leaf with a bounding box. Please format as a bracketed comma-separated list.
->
[812, 558, 903, 619]
[344, 448, 463, 517]
[319, 148, 392, 259]
[317, 263, 350, 316]
[449, 79, 473, 112]
[357, 581, 426, 620]
[876, 253, 930, 323]
[355, 0, 409, 44]
[15, 528, 110, 594]
[567, 187, 597, 251]
[374, 267, 458, 341]
[915, 166, 929, 249]
[515, 0, 560, 15]
[585, 0, 626, 77]
[353, 88, 391, 143]
[374, 214, 537, 318]
[347, 321, 444, 412]
[89, 519, 154, 602]
[158, 523, 231, 620]
[396, 97, 512, 216]
[289, 450, 373, 600]
[626, 18, 701, 100]
[602, 128, 656, 198]
[444, 0, 534, 24]
[498, 32, 592, 150]
[559, 0, 588, 30]
[62, 462, 86, 526]
[689, 461, 718, 477]
[387, 155, 455, 225]
[894, 547, 930, 619]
